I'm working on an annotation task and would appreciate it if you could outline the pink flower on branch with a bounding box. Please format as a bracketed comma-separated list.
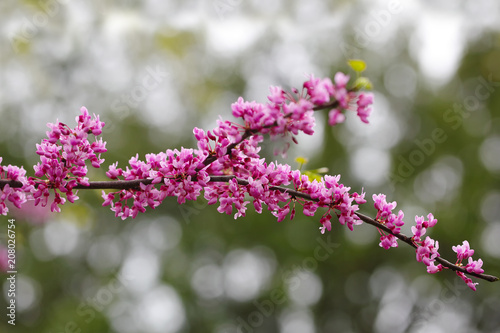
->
[452, 240, 475, 261]
[0, 160, 30, 215]
[328, 109, 345, 126]
[30, 107, 107, 212]
[379, 234, 398, 249]
[93, 71, 490, 290]
[0, 107, 106, 215]
[452, 240, 484, 288]
[457, 271, 479, 291]
[0, 72, 497, 291]
[356, 92, 373, 123]
[372, 193, 405, 245]
[466, 257, 484, 275]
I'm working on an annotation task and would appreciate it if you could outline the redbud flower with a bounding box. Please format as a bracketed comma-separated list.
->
[319, 214, 332, 234]
[379, 234, 398, 249]
[452, 240, 475, 261]
[0, 159, 30, 215]
[372, 193, 404, 235]
[466, 257, 484, 274]
[456, 271, 479, 291]
[30, 107, 107, 212]
[426, 261, 443, 274]
[328, 109, 345, 126]
[304, 75, 334, 105]
[356, 93, 374, 124]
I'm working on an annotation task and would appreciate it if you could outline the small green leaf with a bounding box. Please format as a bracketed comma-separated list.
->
[304, 171, 322, 182]
[295, 156, 309, 165]
[348, 59, 367, 73]
[353, 77, 373, 90]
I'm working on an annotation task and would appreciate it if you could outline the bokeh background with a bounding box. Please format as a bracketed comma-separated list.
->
[1, 0, 500, 332]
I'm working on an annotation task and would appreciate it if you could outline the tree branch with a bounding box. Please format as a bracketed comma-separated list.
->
[2, 175, 497, 282]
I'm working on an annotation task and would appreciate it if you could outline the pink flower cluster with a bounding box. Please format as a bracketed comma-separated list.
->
[295, 173, 366, 233]
[356, 93, 373, 124]
[373, 194, 404, 249]
[411, 214, 443, 274]
[31, 107, 106, 212]
[203, 161, 366, 231]
[303, 73, 374, 126]
[0, 158, 30, 215]
[452, 241, 484, 291]
[231, 73, 374, 148]
[372, 194, 444, 273]
[102, 148, 210, 219]
[193, 74, 370, 224]
[0, 107, 106, 215]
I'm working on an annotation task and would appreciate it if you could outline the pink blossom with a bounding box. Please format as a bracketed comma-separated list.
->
[268, 86, 286, 105]
[357, 92, 373, 107]
[373, 194, 397, 221]
[411, 222, 426, 242]
[452, 240, 474, 261]
[27, 107, 107, 212]
[456, 271, 479, 291]
[379, 234, 398, 249]
[465, 257, 484, 274]
[334, 72, 350, 87]
[356, 93, 373, 124]
[328, 109, 345, 126]
[426, 261, 443, 274]
[426, 213, 437, 228]
[106, 162, 123, 179]
[352, 189, 367, 204]
[411, 214, 438, 243]
[304, 75, 334, 105]
[372, 194, 404, 234]
[0, 161, 30, 215]
[451, 239, 485, 290]
[414, 236, 442, 275]
[319, 214, 332, 234]
[275, 203, 291, 223]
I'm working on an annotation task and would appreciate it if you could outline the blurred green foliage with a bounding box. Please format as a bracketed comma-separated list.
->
[1, 1, 500, 333]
